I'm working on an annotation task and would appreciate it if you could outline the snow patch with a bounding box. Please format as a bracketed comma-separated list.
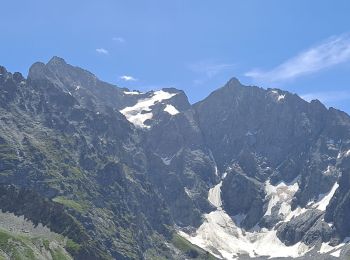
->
[245, 131, 254, 136]
[312, 182, 339, 211]
[208, 182, 222, 208]
[184, 187, 192, 197]
[338, 149, 350, 159]
[164, 104, 179, 115]
[271, 90, 286, 102]
[323, 165, 335, 176]
[345, 150, 350, 157]
[326, 139, 338, 151]
[120, 90, 176, 128]
[330, 249, 341, 257]
[319, 242, 334, 254]
[278, 94, 286, 101]
[222, 172, 227, 179]
[319, 237, 350, 256]
[161, 156, 173, 165]
[124, 90, 141, 95]
[264, 180, 299, 218]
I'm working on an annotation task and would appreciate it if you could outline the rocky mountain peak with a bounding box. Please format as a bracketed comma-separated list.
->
[27, 62, 46, 80]
[12, 72, 25, 83]
[225, 77, 242, 88]
[2, 57, 350, 259]
[47, 56, 67, 67]
[0, 65, 8, 76]
[28, 56, 96, 83]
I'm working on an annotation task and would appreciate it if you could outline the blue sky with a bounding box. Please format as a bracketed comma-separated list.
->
[1, 0, 350, 113]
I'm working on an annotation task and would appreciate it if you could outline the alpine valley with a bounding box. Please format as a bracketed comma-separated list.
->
[1, 56, 350, 260]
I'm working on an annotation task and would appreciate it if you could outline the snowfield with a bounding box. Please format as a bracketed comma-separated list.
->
[179, 176, 344, 259]
[164, 104, 179, 115]
[180, 179, 311, 259]
[120, 90, 177, 128]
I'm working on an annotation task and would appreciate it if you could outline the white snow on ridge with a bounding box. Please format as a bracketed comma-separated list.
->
[124, 90, 141, 95]
[271, 90, 286, 102]
[164, 104, 179, 115]
[120, 90, 176, 128]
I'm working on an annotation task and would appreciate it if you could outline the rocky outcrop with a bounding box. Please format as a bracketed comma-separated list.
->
[221, 167, 266, 229]
[277, 210, 331, 246]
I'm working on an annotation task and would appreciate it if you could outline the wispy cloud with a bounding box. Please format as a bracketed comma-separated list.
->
[113, 37, 125, 43]
[301, 91, 350, 103]
[96, 48, 109, 55]
[188, 61, 235, 85]
[120, 75, 137, 82]
[245, 34, 350, 83]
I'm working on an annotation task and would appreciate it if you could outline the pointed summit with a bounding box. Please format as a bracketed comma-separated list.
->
[226, 77, 242, 87]
[47, 56, 67, 67]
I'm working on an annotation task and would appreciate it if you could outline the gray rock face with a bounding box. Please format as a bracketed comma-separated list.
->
[221, 167, 266, 229]
[277, 210, 331, 246]
[2, 57, 350, 259]
[193, 77, 350, 243]
[325, 166, 350, 239]
[144, 104, 218, 227]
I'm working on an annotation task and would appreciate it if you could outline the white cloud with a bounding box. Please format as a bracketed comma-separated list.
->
[188, 61, 235, 85]
[96, 48, 109, 55]
[120, 75, 137, 81]
[301, 91, 350, 103]
[189, 61, 234, 78]
[245, 34, 350, 83]
[113, 37, 125, 43]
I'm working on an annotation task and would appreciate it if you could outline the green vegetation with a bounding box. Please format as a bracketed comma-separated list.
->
[51, 248, 70, 260]
[0, 229, 36, 260]
[0, 229, 73, 260]
[53, 196, 87, 213]
[172, 233, 218, 260]
[0, 144, 18, 172]
[43, 239, 50, 250]
[65, 238, 81, 254]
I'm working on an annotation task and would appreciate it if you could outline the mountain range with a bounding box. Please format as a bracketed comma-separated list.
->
[0, 57, 350, 259]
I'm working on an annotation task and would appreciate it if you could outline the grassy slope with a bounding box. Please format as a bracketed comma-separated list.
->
[0, 229, 73, 260]
[172, 233, 218, 260]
